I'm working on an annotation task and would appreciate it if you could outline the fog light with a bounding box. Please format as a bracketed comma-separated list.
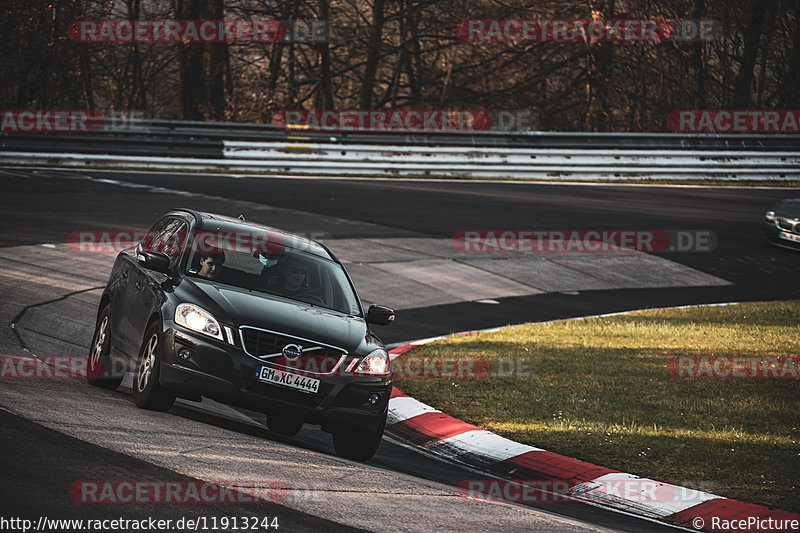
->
[368, 393, 380, 405]
[178, 348, 192, 361]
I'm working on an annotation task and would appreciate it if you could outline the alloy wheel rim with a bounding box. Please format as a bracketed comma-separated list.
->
[89, 316, 108, 371]
[136, 334, 158, 392]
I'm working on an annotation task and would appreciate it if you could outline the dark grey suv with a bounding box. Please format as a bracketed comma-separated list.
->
[88, 208, 395, 461]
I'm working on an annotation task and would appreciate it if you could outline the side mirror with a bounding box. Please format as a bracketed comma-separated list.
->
[366, 304, 395, 326]
[138, 251, 171, 274]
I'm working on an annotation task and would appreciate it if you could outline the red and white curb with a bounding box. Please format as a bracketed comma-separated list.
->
[385, 315, 800, 532]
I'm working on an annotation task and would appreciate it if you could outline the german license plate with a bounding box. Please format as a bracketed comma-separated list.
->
[778, 231, 800, 243]
[255, 365, 320, 394]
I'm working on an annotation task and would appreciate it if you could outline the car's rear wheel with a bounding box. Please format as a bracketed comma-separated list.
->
[87, 305, 124, 390]
[332, 409, 387, 462]
[133, 322, 175, 411]
[267, 415, 304, 436]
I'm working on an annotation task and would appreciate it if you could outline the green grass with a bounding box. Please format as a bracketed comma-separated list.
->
[393, 301, 800, 512]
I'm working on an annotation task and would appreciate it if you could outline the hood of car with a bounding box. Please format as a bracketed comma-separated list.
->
[771, 198, 800, 219]
[176, 277, 370, 354]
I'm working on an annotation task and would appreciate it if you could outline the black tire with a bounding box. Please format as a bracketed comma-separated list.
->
[87, 305, 124, 390]
[332, 409, 387, 462]
[133, 322, 175, 411]
[267, 415, 304, 436]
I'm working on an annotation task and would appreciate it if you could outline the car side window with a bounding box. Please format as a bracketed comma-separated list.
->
[160, 219, 188, 266]
[141, 217, 188, 267]
[140, 218, 169, 252]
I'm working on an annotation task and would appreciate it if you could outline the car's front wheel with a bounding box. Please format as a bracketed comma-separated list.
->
[87, 305, 124, 390]
[332, 409, 387, 462]
[133, 322, 175, 411]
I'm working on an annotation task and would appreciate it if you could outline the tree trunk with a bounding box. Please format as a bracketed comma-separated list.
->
[317, 0, 334, 109]
[791, 8, 800, 107]
[405, 2, 422, 106]
[584, 0, 615, 131]
[205, 0, 228, 120]
[175, 0, 205, 120]
[732, 1, 768, 109]
[358, 0, 385, 109]
[692, 0, 707, 109]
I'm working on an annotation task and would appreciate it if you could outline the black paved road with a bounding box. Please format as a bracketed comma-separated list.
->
[0, 408, 363, 532]
[2, 168, 798, 345]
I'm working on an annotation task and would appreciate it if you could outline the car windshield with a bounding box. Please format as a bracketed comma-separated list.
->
[185, 242, 362, 317]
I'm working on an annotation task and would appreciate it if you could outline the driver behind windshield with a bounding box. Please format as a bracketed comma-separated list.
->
[266, 255, 309, 297]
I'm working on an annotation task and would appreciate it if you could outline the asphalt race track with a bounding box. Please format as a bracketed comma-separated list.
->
[1, 167, 798, 532]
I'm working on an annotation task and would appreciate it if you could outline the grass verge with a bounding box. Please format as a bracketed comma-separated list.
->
[393, 301, 800, 512]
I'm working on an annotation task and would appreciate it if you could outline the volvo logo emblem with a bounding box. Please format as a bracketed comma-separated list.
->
[282, 344, 303, 359]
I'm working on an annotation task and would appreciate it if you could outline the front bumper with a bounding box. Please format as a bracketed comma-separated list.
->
[762, 220, 800, 250]
[157, 323, 392, 434]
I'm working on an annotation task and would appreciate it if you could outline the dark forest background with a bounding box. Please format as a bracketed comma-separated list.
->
[2, 0, 798, 131]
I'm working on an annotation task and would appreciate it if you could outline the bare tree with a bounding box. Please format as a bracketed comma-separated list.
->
[2, 0, 797, 130]
[732, 0, 768, 108]
[358, 0, 385, 108]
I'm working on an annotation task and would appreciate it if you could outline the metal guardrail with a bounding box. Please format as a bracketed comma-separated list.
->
[2, 119, 799, 180]
[5, 118, 800, 149]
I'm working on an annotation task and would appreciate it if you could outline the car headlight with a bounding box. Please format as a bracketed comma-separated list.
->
[175, 303, 223, 341]
[352, 348, 390, 375]
[765, 210, 776, 222]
